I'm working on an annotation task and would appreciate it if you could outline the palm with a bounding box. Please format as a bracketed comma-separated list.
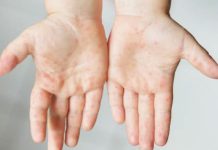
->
[0, 14, 108, 150]
[108, 15, 218, 149]
[32, 14, 107, 96]
[109, 15, 185, 93]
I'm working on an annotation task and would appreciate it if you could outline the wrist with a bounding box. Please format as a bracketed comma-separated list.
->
[45, 0, 102, 19]
[115, 0, 171, 17]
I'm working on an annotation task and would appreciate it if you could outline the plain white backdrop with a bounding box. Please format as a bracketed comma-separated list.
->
[0, 0, 218, 150]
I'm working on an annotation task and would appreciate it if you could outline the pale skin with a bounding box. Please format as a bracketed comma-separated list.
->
[108, 0, 218, 150]
[0, 0, 108, 149]
[0, 0, 218, 150]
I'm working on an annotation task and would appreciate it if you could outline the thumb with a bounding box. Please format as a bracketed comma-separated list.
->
[182, 32, 218, 79]
[0, 30, 33, 76]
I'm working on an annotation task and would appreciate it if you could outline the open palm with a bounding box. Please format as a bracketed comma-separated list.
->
[0, 13, 108, 150]
[108, 15, 218, 150]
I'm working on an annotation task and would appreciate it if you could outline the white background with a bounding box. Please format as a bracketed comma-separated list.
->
[0, 0, 218, 150]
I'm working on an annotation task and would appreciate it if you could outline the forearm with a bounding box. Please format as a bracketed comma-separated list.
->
[115, 0, 171, 16]
[45, 0, 102, 18]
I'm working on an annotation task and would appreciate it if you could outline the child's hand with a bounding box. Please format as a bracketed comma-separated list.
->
[0, 13, 108, 150]
[108, 14, 218, 150]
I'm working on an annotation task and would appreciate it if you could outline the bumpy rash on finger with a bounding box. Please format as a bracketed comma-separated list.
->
[48, 96, 68, 150]
[82, 88, 103, 131]
[0, 31, 32, 76]
[123, 90, 139, 145]
[182, 33, 218, 79]
[138, 94, 154, 150]
[154, 92, 173, 146]
[65, 95, 85, 147]
[108, 81, 125, 123]
[30, 85, 52, 143]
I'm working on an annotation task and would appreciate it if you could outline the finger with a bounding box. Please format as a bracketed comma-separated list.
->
[182, 33, 218, 79]
[108, 81, 125, 124]
[0, 31, 32, 76]
[48, 96, 68, 150]
[82, 88, 103, 131]
[65, 95, 85, 147]
[138, 94, 154, 150]
[123, 90, 139, 145]
[30, 85, 52, 143]
[154, 92, 173, 146]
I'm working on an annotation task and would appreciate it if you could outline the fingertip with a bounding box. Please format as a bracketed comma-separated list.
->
[195, 56, 218, 79]
[32, 132, 45, 144]
[183, 34, 218, 79]
[30, 120, 47, 144]
[129, 135, 139, 146]
[65, 137, 78, 148]
[81, 116, 95, 131]
[155, 134, 168, 147]
[0, 53, 18, 76]
[0, 31, 32, 76]
[65, 129, 80, 148]
[206, 64, 218, 79]
[81, 119, 96, 132]
[112, 107, 125, 124]
[114, 117, 125, 125]
[155, 141, 167, 147]
[82, 122, 94, 131]
[116, 120, 125, 124]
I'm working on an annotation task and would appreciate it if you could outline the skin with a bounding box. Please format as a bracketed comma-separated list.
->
[0, 0, 107, 149]
[108, 0, 218, 150]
